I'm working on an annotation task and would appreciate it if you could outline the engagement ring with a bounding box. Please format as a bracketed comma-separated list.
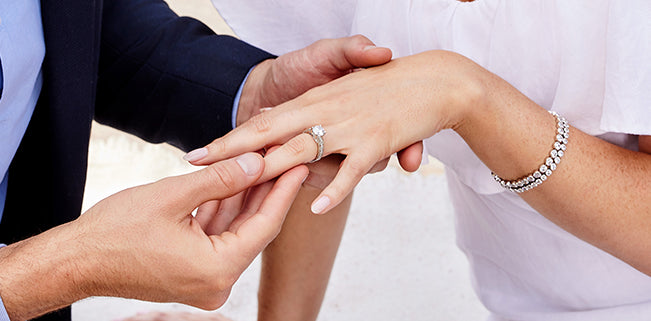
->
[303, 125, 326, 163]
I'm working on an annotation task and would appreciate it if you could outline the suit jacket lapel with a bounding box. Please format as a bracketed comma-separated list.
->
[1, 1, 102, 243]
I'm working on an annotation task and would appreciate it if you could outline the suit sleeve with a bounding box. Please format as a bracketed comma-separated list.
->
[95, 0, 274, 152]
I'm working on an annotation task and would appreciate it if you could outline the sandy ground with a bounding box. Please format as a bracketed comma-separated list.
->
[73, 1, 489, 320]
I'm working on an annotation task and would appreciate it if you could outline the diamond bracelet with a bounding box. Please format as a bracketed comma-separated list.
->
[492, 111, 569, 193]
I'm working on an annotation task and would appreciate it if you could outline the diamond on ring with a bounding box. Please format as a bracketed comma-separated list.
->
[304, 125, 326, 163]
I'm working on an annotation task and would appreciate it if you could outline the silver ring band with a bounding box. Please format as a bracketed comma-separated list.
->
[303, 125, 326, 163]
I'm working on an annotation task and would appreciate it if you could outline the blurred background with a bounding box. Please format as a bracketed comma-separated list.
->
[73, 1, 488, 320]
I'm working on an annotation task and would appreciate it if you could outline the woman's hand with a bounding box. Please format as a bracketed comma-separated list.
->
[186, 50, 488, 213]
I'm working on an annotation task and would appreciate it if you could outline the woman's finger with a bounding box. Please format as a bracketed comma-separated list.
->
[369, 157, 390, 174]
[257, 133, 321, 183]
[185, 106, 311, 166]
[310, 154, 375, 214]
[397, 141, 424, 172]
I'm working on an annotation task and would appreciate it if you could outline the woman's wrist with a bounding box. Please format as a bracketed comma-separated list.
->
[425, 50, 493, 135]
[451, 70, 558, 180]
[448, 70, 491, 135]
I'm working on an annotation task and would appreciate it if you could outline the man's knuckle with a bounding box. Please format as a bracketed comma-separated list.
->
[351, 34, 366, 42]
[207, 163, 237, 191]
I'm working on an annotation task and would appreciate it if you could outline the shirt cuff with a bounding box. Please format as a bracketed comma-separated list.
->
[0, 244, 10, 321]
[231, 66, 256, 129]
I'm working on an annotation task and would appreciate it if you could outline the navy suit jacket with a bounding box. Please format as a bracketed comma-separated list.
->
[0, 0, 272, 319]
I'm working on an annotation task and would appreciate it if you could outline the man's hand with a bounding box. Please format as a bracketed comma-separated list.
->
[0, 153, 308, 320]
[235, 35, 393, 127]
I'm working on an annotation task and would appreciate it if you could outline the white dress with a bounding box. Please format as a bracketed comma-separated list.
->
[212, 1, 651, 320]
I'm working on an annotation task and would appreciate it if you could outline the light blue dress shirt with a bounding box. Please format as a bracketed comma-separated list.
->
[0, 0, 46, 219]
[231, 67, 254, 129]
[0, 0, 45, 319]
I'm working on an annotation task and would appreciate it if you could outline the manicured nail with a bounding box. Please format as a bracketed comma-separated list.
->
[236, 153, 261, 176]
[183, 148, 208, 162]
[311, 196, 331, 214]
[259, 107, 273, 113]
[363, 45, 377, 51]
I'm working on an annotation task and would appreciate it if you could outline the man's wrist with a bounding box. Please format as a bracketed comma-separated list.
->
[232, 67, 255, 129]
[0, 222, 91, 320]
[236, 59, 274, 127]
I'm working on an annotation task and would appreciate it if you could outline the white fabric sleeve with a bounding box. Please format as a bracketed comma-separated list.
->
[601, 1, 651, 135]
[211, 0, 358, 55]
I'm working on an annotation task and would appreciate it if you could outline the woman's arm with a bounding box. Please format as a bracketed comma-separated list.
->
[455, 71, 651, 274]
[190, 50, 651, 275]
[258, 156, 351, 321]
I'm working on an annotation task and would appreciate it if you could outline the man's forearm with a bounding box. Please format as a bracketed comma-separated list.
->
[0, 222, 90, 320]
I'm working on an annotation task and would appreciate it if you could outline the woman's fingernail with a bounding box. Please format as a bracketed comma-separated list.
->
[311, 196, 331, 214]
[236, 153, 262, 176]
[259, 107, 273, 113]
[363, 45, 377, 51]
[183, 148, 208, 162]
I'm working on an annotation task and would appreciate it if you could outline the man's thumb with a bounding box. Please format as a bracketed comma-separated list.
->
[176, 153, 264, 211]
[340, 35, 392, 69]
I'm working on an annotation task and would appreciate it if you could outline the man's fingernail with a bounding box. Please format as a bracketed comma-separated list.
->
[363, 45, 377, 51]
[183, 148, 208, 162]
[311, 196, 331, 214]
[259, 107, 273, 113]
[236, 153, 261, 176]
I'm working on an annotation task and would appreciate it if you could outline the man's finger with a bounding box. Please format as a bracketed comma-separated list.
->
[212, 191, 248, 234]
[339, 34, 392, 69]
[226, 180, 275, 233]
[196, 191, 247, 235]
[314, 35, 392, 72]
[196, 200, 220, 229]
[215, 165, 309, 264]
[172, 153, 264, 213]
